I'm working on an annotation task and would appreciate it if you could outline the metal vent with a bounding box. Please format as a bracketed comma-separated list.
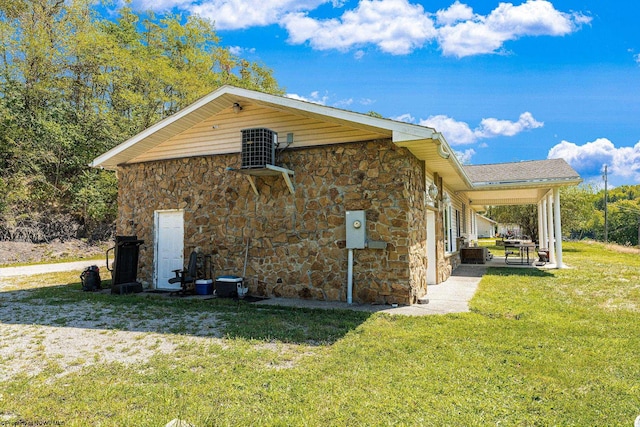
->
[241, 128, 278, 169]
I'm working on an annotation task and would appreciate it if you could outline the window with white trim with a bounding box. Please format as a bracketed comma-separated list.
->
[444, 204, 453, 253]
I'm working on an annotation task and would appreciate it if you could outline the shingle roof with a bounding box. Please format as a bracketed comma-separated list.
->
[463, 159, 580, 186]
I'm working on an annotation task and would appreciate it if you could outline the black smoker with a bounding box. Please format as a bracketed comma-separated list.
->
[106, 235, 144, 294]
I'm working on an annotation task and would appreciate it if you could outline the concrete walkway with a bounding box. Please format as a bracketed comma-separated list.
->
[0, 260, 106, 278]
[253, 264, 487, 316]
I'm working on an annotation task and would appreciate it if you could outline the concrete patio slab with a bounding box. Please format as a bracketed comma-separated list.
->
[251, 264, 487, 316]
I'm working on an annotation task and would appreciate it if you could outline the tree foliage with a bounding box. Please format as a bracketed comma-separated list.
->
[0, 0, 282, 241]
[485, 204, 539, 241]
[607, 199, 640, 246]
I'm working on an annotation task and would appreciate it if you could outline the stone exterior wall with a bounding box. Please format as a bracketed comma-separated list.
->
[116, 139, 429, 304]
[405, 159, 427, 303]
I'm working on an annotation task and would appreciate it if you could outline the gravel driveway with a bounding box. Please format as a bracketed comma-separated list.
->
[0, 266, 222, 382]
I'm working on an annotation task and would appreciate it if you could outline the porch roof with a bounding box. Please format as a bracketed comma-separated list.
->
[462, 159, 582, 209]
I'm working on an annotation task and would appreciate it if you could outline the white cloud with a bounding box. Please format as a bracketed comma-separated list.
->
[548, 138, 640, 183]
[282, 0, 437, 55]
[281, 0, 589, 56]
[476, 112, 544, 138]
[437, 0, 591, 57]
[455, 148, 476, 164]
[635, 53, 640, 64]
[435, 1, 475, 26]
[286, 92, 366, 108]
[419, 112, 543, 145]
[420, 115, 476, 144]
[125, 0, 590, 57]
[286, 91, 329, 105]
[334, 98, 354, 108]
[136, 0, 327, 31]
[391, 113, 415, 123]
[228, 46, 255, 55]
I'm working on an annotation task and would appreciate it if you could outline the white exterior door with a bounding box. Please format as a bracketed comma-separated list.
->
[155, 210, 184, 290]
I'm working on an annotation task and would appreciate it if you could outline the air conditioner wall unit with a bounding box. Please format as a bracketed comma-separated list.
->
[241, 128, 278, 169]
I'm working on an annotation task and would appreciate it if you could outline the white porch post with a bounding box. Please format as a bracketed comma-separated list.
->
[546, 192, 556, 264]
[541, 198, 549, 250]
[553, 188, 563, 268]
[472, 212, 477, 240]
[537, 200, 544, 248]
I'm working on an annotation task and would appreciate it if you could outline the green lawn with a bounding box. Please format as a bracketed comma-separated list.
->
[0, 241, 639, 426]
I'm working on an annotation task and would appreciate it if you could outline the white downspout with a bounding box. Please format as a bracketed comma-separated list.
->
[347, 249, 354, 304]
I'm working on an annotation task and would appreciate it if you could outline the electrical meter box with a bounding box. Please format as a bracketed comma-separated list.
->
[346, 210, 366, 249]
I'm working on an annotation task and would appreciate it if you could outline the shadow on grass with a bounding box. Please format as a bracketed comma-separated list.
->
[0, 280, 373, 345]
[484, 267, 555, 278]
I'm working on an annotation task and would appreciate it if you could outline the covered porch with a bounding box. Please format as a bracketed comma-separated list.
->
[462, 159, 582, 269]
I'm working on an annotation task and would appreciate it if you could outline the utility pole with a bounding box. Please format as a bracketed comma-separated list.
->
[603, 164, 608, 243]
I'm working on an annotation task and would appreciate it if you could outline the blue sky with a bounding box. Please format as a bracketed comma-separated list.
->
[114, 0, 640, 187]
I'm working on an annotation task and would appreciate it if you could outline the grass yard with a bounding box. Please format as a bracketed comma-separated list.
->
[0, 241, 639, 426]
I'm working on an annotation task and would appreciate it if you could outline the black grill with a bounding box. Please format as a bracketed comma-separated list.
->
[241, 128, 278, 169]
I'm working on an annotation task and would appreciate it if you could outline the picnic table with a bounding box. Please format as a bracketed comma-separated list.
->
[505, 243, 536, 265]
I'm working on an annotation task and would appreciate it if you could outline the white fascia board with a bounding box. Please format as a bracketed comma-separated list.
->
[471, 177, 583, 189]
[392, 129, 435, 144]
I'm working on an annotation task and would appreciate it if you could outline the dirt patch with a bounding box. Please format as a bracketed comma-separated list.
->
[0, 239, 108, 265]
[0, 291, 223, 382]
[604, 243, 640, 254]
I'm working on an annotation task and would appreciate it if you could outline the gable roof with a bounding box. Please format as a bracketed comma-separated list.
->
[91, 85, 472, 191]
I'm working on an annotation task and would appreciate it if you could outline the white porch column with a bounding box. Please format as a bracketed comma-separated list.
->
[472, 212, 477, 240]
[541, 198, 549, 250]
[553, 187, 563, 268]
[537, 201, 544, 248]
[546, 192, 556, 264]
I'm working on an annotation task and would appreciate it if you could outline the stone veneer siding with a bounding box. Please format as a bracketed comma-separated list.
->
[116, 139, 429, 304]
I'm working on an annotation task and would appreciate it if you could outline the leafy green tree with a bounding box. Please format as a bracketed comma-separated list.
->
[559, 185, 600, 239]
[0, 0, 282, 241]
[485, 204, 538, 241]
[608, 200, 640, 246]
